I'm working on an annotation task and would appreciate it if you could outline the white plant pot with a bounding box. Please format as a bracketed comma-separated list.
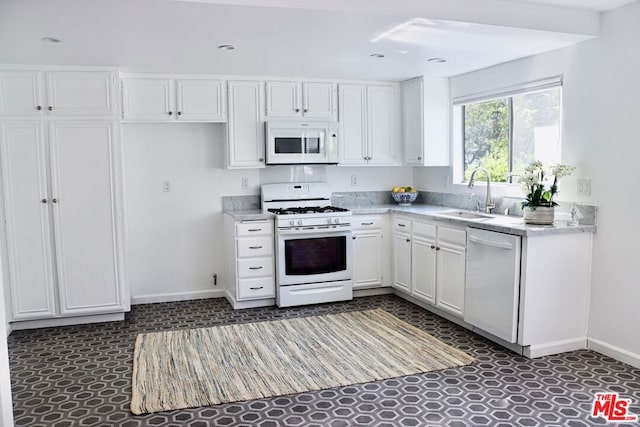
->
[523, 206, 555, 225]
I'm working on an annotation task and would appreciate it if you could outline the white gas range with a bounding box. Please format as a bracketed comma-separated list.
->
[261, 182, 353, 308]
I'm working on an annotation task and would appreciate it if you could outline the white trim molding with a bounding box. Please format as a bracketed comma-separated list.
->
[588, 338, 640, 369]
[131, 289, 226, 305]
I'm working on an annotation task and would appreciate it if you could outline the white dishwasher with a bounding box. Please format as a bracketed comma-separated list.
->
[464, 228, 521, 343]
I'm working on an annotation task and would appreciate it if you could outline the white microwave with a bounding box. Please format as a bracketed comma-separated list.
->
[265, 121, 340, 165]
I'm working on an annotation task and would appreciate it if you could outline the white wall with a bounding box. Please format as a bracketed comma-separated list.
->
[123, 124, 259, 302]
[417, 1, 640, 365]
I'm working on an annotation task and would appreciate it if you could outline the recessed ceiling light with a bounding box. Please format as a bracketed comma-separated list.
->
[218, 44, 236, 51]
[370, 53, 385, 59]
[41, 37, 61, 43]
[428, 57, 447, 63]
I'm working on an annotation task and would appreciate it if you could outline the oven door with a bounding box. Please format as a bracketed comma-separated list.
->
[276, 227, 352, 286]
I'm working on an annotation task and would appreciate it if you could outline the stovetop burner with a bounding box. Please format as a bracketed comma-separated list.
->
[268, 206, 350, 215]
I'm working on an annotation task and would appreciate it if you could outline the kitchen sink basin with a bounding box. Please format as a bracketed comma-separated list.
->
[436, 210, 493, 220]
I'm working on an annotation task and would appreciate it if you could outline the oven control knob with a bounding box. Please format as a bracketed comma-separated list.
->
[334, 218, 340, 224]
[289, 220, 295, 226]
[297, 219, 303, 226]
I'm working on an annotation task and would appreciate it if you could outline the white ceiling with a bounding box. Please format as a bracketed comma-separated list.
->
[0, 0, 635, 80]
[501, 0, 637, 11]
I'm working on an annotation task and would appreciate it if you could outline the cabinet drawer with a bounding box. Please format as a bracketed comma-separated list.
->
[237, 236, 273, 258]
[238, 277, 275, 300]
[413, 221, 436, 239]
[438, 226, 466, 246]
[352, 215, 385, 230]
[238, 257, 274, 278]
[394, 217, 411, 232]
[236, 221, 273, 237]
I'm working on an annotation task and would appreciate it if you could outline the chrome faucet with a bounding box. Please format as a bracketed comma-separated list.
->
[467, 167, 495, 213]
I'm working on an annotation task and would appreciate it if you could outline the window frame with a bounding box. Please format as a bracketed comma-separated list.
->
[452, 76, 563, 188]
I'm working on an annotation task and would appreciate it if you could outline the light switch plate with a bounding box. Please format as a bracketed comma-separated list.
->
[577, 179, 591, 196]
[162, 180, 171, 192]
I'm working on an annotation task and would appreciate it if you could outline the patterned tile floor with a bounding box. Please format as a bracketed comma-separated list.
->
[8, 294, 640, 426]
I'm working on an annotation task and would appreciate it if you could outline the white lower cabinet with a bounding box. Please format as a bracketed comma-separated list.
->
[352, 215, 389, 289]
[224, 216, 275, 308]
[0, 120, 127, 322]
[392, 215, 466, 318]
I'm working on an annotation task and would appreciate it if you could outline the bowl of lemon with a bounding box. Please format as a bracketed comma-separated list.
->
[391, 186, 418, 206]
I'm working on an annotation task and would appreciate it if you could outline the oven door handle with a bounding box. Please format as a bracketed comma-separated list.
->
[279, 226, 351, 235]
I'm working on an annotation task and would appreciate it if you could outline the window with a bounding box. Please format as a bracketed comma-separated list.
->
[453, 78, 562, 184]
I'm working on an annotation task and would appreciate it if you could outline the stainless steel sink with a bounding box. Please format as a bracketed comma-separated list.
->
[436, 210, 493, 221]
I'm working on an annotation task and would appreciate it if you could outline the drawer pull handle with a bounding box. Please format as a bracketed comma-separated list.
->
[248, 228, 262, 232]
[361, 222, 374, 225]
[398, 223, 406, 227]
[250, 286, 264, 290]
[249, 246, 263, 249]
[249, 266, 263, 270]
[406, 239, 410, 242]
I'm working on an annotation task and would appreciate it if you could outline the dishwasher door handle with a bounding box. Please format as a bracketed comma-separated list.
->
[468, 235, 514, 250]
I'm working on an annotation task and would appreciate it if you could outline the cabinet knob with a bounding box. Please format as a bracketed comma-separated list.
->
[259, 158, 264, 162]
[36, 106, 42, 111]
[48, 106, 53, 111]
[352, 236, 356, 240]
[168, 111, 173, 116]
[41, 198, 47, 204]
[418, 156, 422, 161]
[177, 111, 182, 116]
[436, 246, 441, 251]
[406, 239, 410, 242]
[52, 198, 58, 203]
[304, 109, 308, 113]
[295, 108, 300, 113]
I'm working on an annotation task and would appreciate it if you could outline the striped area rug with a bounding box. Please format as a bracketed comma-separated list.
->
[130, 308, 474, 415]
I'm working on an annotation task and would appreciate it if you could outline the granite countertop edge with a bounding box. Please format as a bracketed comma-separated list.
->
[223, 205, 597, 237]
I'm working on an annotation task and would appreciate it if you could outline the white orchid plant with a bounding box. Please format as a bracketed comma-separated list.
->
[515, 161, 575, 209]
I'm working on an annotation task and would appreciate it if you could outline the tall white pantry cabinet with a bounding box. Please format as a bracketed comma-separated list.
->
[0, 66, 129, 327]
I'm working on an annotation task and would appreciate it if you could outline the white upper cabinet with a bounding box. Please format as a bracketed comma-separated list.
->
[339, 83, 400, 166]
[265, 80, 337, 120]
[122, 78, 173, 121]
[226, 80, 266, 169]
[401, 76, 450, 166]
[121, 76, 226, 122]
[0, 69, 117, 117]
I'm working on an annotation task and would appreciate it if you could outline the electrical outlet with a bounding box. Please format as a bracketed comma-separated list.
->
[241, 177, 249, 190]
[162, 180, 171, 192]
[577, 179, 591, 196]
[351, 175, 358, 187]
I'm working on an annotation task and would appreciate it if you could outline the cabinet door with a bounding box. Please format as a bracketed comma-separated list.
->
[338, 84, 368, 166]
[436, 242, 466, 318]
[393, 231, 412, 292]
[353, 231, 383, 289]
[176, 79, 227, 122]
[412, 236, 437, 304]
[49, 122, 123, 316]
[0, 122, 57, 320]
[46, 71, 115, 116]
[265, 81, 301, 118]
[0, 71, 44, 116]
[401, 78, 424, 166]
[367, 85, 400, 166]
[302, 82, 337, 120]
[122, 78, 174, 121]
[227, 80, 265, 168]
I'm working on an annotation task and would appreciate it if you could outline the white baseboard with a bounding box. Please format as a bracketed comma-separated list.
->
[524, 337, 587, 358]
[10, 313, 125, 331]
[588, 338, 640, 369]
[131, 289, 226, 305]
[353, 287, 393, 298]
